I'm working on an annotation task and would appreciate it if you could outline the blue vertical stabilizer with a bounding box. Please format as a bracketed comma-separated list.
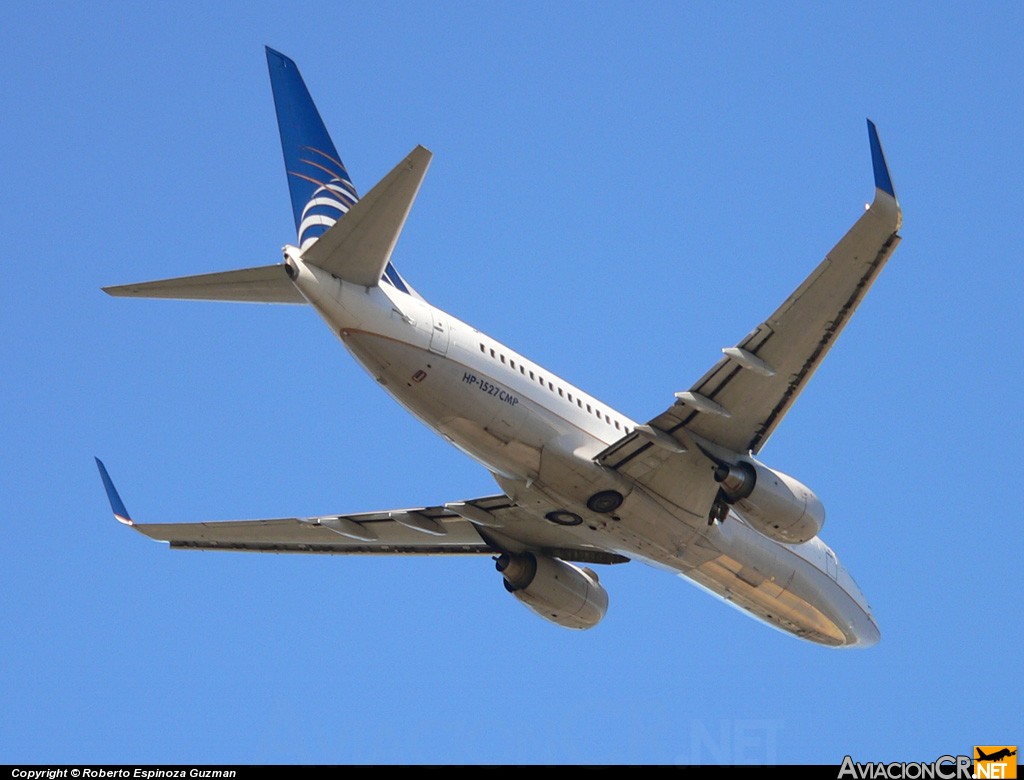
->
[266, 47, 360, 249]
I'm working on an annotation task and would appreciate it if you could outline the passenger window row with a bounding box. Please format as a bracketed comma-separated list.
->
[479, 342, 627, 432]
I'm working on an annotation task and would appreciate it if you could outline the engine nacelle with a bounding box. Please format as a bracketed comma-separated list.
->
[496, 552, 609, 630]
[714, 459, 825, 544]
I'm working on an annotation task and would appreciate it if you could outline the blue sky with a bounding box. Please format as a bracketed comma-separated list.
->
[2, 1, 1021, 765]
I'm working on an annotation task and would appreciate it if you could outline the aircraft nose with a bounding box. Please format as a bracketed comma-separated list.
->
[856, 611, 881, 648]
[839, 600, 881, 648]
[865, 619, 881, 646]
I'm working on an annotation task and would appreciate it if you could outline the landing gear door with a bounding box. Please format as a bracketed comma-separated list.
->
[429, 309, 450, 356]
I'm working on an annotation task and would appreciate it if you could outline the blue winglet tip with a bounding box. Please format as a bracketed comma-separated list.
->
[265, 46, 292, 66]
[95, 457, 134, 526]
[867, 118, 896, 198]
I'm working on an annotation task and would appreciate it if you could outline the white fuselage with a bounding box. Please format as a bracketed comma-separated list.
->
[288, 250, 880, 647]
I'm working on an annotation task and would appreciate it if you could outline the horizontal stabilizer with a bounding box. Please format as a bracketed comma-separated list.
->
[301, 146, 432, 286]
[102, 264, 305, 304]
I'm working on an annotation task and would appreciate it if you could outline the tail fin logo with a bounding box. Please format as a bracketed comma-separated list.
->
[266, 47, 359, 248]
[267, 47, 412, 294]
[290, 146, 360, 249]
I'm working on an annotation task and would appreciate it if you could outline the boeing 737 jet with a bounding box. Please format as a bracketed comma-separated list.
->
[97, 48, 902, 646]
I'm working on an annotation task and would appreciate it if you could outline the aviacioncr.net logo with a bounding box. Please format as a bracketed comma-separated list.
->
[974, 747, 1017, 779]
[838, 755, 973, 779]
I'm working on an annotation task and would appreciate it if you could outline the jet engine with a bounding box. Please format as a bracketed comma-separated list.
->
[496, 552, 609, 630]
[713, 459, 825, 544]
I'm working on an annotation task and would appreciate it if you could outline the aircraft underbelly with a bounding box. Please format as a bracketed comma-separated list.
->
[679, 521, 852, 645]
[308, 295, 871, 646]
[340, 331, 548, 479]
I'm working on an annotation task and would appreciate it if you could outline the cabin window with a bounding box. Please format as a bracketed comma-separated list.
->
[586, 404, 592, 413]
[548, 381, 554, 391]
[614, 421, 621, 430]
[558, 388, 563, 398]
[520, 366, 525, 375]
[510, 359, 515, 369]
[529, 370, 535, 380]
[577, 399, 582, 408]
[500, 354, 506, 364]
[489, 348, 495, 358]
[479, 343, 485, 353]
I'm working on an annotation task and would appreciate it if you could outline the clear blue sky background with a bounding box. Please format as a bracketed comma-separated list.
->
[2, 1, 1020, 765]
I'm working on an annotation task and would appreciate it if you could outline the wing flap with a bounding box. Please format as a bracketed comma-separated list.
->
[102, 264, 305, 304]
[595, 431, 720, 523]
[137, 516, 490, 555]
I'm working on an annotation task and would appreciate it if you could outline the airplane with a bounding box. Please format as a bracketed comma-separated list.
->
[976, 749, 1017, 762]
[96, 47, 902, 647]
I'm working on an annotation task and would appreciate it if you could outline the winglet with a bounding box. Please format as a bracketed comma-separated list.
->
[95, 458, 134, 526]
[867, 119, 896, 198]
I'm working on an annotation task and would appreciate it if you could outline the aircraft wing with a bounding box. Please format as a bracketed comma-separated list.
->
[95, 459, 627, 565]
[605, 121, 902, 463]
